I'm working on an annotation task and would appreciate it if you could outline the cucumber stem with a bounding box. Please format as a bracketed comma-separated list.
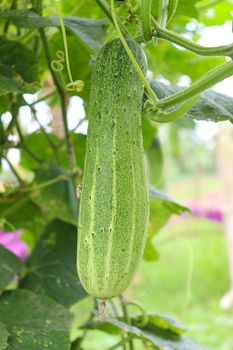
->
[98, 299, 107, 320]
[152, 18, 233, 57]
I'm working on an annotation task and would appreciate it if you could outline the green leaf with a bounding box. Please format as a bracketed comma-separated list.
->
[146, 138, 164, 188]
[0, 321, 9, 350]
[0, 195, 46, 238]
[0, 245, 24, 290]
[130, 313, 186, 335]
[150, 80, 233, 123]
[144, 189, 189, 261]
[32, 163, 77, 225]
[145, 41, 225, 84]
[0, 289, 71, 350]
[84, 317, 210, 350]
[20, 131, 87, 171]
[0, 37, 38, 89]
[0, 10, 107, 50]
[152, 0, 199, 19]
[198, 0, 233, 26]
[0, 64, 22, 96]
[20, 219, 86, 306]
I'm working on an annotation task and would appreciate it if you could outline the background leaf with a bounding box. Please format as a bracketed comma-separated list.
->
[144, 189, 189, 260]
[20, 219, 86, 306]
[0, 245, 24, 290]
[0, 289, 71, 350]
[150, 80, 233, 123]
[0, 10, 107, 50]
[0, 321, 9, 350]
[32, 163, 77, 225]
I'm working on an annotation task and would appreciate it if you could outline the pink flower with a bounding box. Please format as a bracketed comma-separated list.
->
[188, 205, 223, 223]
[0, 230, 28, 260]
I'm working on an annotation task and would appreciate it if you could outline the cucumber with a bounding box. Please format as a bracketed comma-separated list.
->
[77, 38, 149, 299]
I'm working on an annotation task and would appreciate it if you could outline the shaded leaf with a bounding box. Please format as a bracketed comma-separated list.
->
[0, 37, 38, 86]
[32, 163, 77, 225]
[0, 245, 24, 290]
[0, 10, 107, 50]
[84, 317, 210, 350]
[20, 219, 86, 306]
[0, 195, 46, 238]
[0, 321, 9, 350]
[144, 188, 189, 261]
[20, 131, 87, 171]
[0, 289, 71, 350]
[0, 64, 22, 96]
[150, 80, 233, 123]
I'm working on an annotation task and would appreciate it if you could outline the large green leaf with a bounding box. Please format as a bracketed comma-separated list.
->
[32, 163, 77, 225]
[152, 0, 199, 19]
[20, 219, 86, 306]
[150, 80, 233, 123]
[0, 37, 38, 92]
[0, 321, 9, 350]
[84, 317, 210, 350]
[0, 10, 107, 50]
[0, 289, 71, 350]
[0, 245, 24, 290]
[144, 189, 189, 261]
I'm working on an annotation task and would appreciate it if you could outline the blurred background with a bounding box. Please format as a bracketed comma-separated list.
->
[0, 1, 233, 349]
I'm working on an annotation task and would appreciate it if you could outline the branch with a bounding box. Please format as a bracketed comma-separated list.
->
[157, 60, 233, 109]
[16, 120, 42, 163]
[2, 155, 24, 185]
[39, 28, 77, 185]
[152, 19, 233, 57]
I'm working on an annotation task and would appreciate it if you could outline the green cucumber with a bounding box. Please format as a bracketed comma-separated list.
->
[77, 38, 149, 299]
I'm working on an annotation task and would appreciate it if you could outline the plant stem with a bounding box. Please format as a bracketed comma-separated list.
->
[107, 336, 135, 350]
[15, 120, 42, 163]
[95, 0, 129, 36]
[110, 0, 158, 106]
[3, 155, 24, 184]
[158, 0, 169, 28]
[152, 18, 233, 57]
[39, 28, 77, 186]
[119, 295, 134, 350]
[31, 106, 60, 163]
[141, 0, 152, 42]
[109, 299, 127, 350]
[157, 60, 233, 109]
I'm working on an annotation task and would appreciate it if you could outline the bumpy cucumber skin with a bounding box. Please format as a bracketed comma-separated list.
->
[77, 38, 149, 299]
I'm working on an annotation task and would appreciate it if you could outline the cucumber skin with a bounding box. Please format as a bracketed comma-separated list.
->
[77, 38, 149, 299]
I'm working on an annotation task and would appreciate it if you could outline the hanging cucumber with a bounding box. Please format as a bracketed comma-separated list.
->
[77, 38, 149, 299]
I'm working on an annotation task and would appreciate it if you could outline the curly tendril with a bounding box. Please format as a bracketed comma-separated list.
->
[52, 0, 84, 93]
[51, 50, 65, 72]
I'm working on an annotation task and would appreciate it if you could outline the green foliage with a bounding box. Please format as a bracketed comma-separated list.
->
[0, 289, 71, 350]
[20, 219, 86, 306]
[144, 189, 189, 261]
[32, 163, 77, 224]
[150, 80, 233, 123]
[0, 10, 107, 50]
[0, 321, 9, 350]
[0, 37, 39, 95]
[0, 245, 24, 290]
